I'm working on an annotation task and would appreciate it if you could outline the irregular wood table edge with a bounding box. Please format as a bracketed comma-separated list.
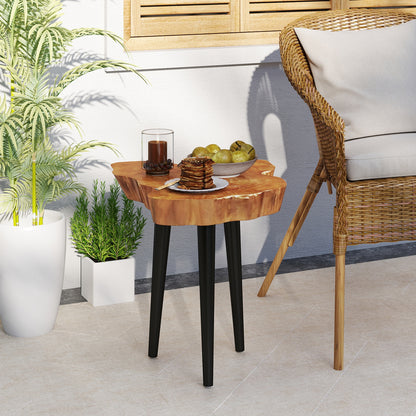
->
[112, 159, 287, 226]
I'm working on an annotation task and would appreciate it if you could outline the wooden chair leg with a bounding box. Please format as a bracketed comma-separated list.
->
[257, 160, 327, 297]
[288, 188, 317, 247]
[334, 252, 345, 371]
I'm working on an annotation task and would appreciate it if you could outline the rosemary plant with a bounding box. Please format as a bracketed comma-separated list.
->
[0, 0, 147, 225]
[70, 180, 146, 263]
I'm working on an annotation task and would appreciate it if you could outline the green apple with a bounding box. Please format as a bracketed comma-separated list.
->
[212, 149, 233, 163]
[206, 144, 220, 154]
[192, 146, 209, 157]
[240, 143, 256, 160]
[232, 150, 249, 163]
[229, 140, 246, 152]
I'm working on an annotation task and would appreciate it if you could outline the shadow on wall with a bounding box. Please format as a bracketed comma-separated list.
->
[247, 49, 335, 263]
[47, 49, 137, 180]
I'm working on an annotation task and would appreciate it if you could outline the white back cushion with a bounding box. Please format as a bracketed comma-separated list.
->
[294, 20, 416, 141]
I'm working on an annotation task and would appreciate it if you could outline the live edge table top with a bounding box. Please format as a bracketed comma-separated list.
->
[112, 159, 286, 227]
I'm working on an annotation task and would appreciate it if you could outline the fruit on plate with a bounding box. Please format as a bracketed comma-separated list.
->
[240, 143, 256, 160]
[206, 144, 220, 154]
[232, 150, 250, 163]
[212, 149, 233, 163]
[192, 146, 209, 157]
[229, 140, 246, 152]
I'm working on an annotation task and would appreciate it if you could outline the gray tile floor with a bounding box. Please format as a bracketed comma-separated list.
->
[3, 244, 416, 415]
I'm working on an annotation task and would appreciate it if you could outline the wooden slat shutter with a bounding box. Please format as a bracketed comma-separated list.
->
[130, 0, 239, 37]
[124, 0, 416, 50]
[241, 0, 331, 32]
[349, 0, 416, 13]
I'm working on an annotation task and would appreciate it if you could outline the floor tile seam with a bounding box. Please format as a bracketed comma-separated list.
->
[400, 280, 416, 295]
[310, 340, 369, 415]
[210, 340, 282, 415]
[211, 306, 318, 414]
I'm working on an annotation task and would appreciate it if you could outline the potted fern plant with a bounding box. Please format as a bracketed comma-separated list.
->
[70, 180, 146, 306]
[0, 0, 146, 336]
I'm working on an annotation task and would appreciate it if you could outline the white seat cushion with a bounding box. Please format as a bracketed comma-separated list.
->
[294, 21, 416, 141]
[345, 133, 416, 181]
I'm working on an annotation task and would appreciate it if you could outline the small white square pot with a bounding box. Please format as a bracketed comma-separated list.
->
[81, 257, 135, 306]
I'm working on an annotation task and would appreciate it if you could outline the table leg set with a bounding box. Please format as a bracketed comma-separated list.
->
[112, 160, 286, 386]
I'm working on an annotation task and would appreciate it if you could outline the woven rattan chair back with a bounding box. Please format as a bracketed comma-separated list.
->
[280, 9, 416, 186]
[258, 9, 416, 371]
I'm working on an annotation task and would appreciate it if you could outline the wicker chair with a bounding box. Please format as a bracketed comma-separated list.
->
[257, 9, 416, 371]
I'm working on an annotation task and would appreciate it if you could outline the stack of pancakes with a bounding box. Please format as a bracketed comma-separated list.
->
[178, 157, 215, 190]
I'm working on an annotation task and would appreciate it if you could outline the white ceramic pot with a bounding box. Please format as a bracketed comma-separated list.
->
[81, 257, 135, 306]
[0, 210, 66, 337]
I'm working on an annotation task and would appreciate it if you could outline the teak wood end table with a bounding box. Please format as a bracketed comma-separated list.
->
[112, 159, 286, 386]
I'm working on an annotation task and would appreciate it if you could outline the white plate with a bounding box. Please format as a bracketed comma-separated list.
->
[167, 177, 229, 193]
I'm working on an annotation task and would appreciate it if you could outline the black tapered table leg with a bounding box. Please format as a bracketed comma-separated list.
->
[224, 221, 244, 353]
[148, 224, 171, 358]
[197, 225, 216, 387]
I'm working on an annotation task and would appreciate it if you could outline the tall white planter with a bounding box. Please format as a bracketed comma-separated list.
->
[81, 257, 135, 306]
[0, 210, 66, 337]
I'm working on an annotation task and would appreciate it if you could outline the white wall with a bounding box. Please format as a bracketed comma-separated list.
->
[59, 0, 336, 289]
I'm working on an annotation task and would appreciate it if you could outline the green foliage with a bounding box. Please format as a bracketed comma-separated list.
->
[0, 0, 146, 224]
[70, 180, 147, 263]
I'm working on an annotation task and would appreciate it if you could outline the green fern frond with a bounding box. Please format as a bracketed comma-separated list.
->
[51, 110, 80, 133]
[0, 177, 31, 217]
[19, 141, 68, 177]
[59, 140, 120, 161]
[29, 24, 70, 68]
[0, 40, 31, 88]
[53, 60, 148, 96]
[14, 74, 64, 149]
[70, 28, 126, 51]
[6, 0, 28, 27]
[0, 96, 24, 157]
[37, 176, 84, 214]
[36, 0, 63, 27]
